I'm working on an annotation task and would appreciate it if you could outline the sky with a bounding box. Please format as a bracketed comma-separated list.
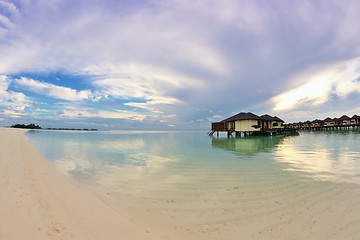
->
[1, 0, 360, 130]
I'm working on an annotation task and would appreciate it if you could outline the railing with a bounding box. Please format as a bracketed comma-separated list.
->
[285, 123, 360, 129]
[211, 122, 233, 131]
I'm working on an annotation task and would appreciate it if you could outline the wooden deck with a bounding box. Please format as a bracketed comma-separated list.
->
[209, 122, 298, 137]
[286, 123, 360, 131]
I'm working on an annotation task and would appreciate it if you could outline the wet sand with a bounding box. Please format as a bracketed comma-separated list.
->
[0, 128, 160, 240]
[92, 164, 360, 240]
[2, 127, 360, 240]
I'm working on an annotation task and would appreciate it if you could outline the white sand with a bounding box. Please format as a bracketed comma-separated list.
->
[95, 169, 360, 240]
[0, 128, 161, 240]
[2, 127, 360, 240]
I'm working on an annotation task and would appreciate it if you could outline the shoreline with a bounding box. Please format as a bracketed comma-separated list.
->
[0, 128, 161, 240]
[3, 128, 360, 239]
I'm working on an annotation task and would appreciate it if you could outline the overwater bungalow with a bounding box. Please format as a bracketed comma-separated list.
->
[260, 114, 285, 129]
[285, 113, 360, 130]
[333, 117, 341, 126]
[351, 115, 360, 125]
[210, 112, 290, 137]
[303, 120, 311, 128]
[339, 115, 351, 125]
[311, 119, 323, 127]
[323, 117, 334, 127]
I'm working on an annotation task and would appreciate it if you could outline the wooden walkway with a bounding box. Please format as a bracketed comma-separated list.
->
[208, 124, 360, 138]
[209, 128, 298, 138]
[287, 124, 360, 131]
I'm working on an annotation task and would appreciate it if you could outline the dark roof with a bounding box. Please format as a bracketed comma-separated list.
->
[323, 117, 333, 121]
[260, 114, 275, 121]
[222, 112, 260, 122]
[259, 114, 284, 122]
[351, 114, 360, 119]
[312, 119, 323, 123]
[273, 116, 284, 122]
[339, 115, 350, 120]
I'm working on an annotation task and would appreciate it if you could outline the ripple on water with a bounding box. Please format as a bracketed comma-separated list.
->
[27, 130, 360, 239]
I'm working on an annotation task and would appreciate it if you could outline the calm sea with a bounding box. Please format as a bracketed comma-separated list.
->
[26, 130, 360, 187]
[25, 129, 360, 238]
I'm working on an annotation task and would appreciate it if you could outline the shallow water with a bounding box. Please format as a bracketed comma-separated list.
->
[26, 130, 360, 186]
[26, 130, 360, 239]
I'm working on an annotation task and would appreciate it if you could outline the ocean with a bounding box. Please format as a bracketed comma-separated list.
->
[26, 129, 360, 239]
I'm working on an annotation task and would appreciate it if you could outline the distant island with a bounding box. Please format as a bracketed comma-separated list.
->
[11, 124, 42, 129]
[45, 128, 98, 131]
[10, 124, 97, 131]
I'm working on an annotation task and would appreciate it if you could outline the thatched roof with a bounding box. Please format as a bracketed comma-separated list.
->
[339, 115, 350, 120]
[222, 112, 260, 122]
[273, 116, 284, 122]
[260, 114, 275, 121]
[221, 112, 284, 123]
[260, 114, 284, 122]
[312, 119, 323, 123]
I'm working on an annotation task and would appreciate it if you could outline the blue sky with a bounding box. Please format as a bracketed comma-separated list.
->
[1, 0, 360, 130]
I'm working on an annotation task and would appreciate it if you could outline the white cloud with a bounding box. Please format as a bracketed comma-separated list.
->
[83, 63, 195, 114]
[0, 0, 18, 31]
[272, 58, 360, 112]
[58, 106, 146, 121]
[0, 0, 229, 75]
[1, 1, 360, 127]
[0, 75, 32, 117]
[14, 77, 92, 101]
[207, 114, 223, 122]
[0, 75, 11, 95]
[123, 101, 163, 113]
[84, 63, 202, 97]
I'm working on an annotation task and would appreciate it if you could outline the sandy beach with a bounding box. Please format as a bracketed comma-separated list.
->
[0, 128, 160, 240]
[2, 128, 360, 240]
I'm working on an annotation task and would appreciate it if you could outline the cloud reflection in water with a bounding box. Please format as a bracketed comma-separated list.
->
[274, 131, 360, 184]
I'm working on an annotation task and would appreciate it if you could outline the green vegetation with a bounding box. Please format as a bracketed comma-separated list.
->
[11, 124, 42, 129]
[10, 124, 98, 131]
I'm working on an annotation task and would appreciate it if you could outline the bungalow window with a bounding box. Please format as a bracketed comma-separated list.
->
[273, 122, 278, 127]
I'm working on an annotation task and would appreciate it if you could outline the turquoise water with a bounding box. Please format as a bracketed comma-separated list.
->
[25, 130, 360, 238]
[26, 130, 360, 187]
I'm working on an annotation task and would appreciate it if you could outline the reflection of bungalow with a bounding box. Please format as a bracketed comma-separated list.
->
[210, 112, 288, 137]
[323, 117, 335, 126]
[351, 115, 360, 125]
[339, 115, 351, 125]
[211, 136, 284, 155]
